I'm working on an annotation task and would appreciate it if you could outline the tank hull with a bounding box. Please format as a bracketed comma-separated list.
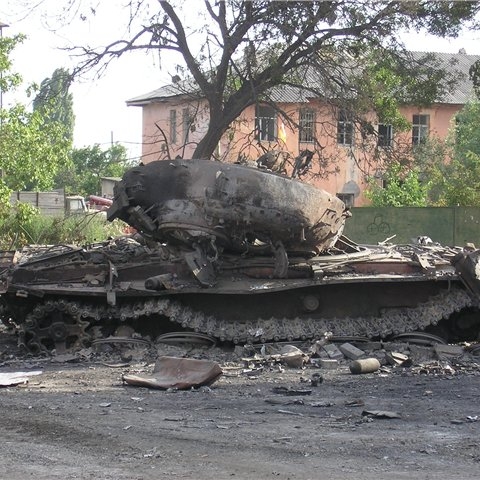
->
[1, 159, 479, 353]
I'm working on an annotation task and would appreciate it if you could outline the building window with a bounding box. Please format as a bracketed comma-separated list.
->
[412, 114, 429, 145]
[299, 108, 315, 143]
[337, 110, 353, 146]
[169, 110, 177, 144]
[378, 124, 393, 147]
[337, 193, 354, 208]
[255, 105, 276, 141]
[182, 108, 191, 143]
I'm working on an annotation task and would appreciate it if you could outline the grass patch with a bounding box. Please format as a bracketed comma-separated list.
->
[0, 211, 127, 250]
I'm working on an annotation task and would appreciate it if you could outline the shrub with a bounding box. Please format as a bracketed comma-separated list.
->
[0, 210, 127, 250]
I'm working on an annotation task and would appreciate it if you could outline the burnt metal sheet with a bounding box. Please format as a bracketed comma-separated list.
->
[122, 356, 222, 390]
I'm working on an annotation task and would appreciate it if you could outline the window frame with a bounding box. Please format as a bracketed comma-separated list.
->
[255, 105, 277, 142]
[169, 109, 177, 144]
[337, 110, 354, 146]
[377, 123, 393, 148]
[412, 114, 430, 145]
[182, 108, 191, 144]
[299, 108, 316, 143]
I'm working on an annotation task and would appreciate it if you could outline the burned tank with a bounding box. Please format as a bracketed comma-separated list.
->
[1, 158, 479, 354]
[106, 159, 349, 255]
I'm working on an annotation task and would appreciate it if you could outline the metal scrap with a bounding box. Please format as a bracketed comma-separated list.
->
[0, 370, 42, 387]
[362, 410, 401, 419]
[122, 356, 223, 390]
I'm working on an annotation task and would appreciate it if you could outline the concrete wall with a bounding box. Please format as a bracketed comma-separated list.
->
[10, 190, 65, 217]
[343, 207, 480, 247]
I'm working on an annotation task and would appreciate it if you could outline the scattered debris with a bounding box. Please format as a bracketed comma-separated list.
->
[309, 401, 335, 407]
[273, 437, 293, 443]
[277, 409, 304, 416]
[339, 342, 365, 360]
[279, 345, 307, 368]
[349, 358, 381, 374]
[310, 373, 323, 386]
[323, 344, 344, 360]
[308, 333, 332, 356]
[411, 361, 458, 376]
[122, 356, 222, 390]
[362, 410, 401, 419]
[50, 354, 79, 363]
[385, 352, 411, 367]
[434, 344, 465, 360]
[345, 399, 365, 407]
[265, 398, 305, 406]
[271, 386, 312, 396]
[0, 370, 42, 387]
[315, 358, 339, 369]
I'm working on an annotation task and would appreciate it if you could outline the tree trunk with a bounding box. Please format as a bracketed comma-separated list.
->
[192, 115, 229, 160]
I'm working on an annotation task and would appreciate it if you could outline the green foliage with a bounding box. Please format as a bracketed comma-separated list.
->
[0, 182, 11, 217]
[366, 100, 480, 207]
[0, 34, 72, 192]
[33, 68, 75, 143]
[0, 210, 127, 250]
[435, 152, 480, 206]
[356, 50, 457, 132]
[0, 201, 41, 249]
[429, 100, 480, 206]
[0, 104, 72, 190]
[58, 144, 133, 195]
[365, 161, 430, 207]
[0, 34, 24, 93]
[408, 138, 450, 205]
[470, 60, 480, 99]
[62, 0, 480, 160]
[452, 99, 480, 158]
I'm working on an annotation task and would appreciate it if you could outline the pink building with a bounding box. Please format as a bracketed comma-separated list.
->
[127, 51, 479, 206]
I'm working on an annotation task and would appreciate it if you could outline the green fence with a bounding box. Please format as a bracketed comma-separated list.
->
[343, 207, 480, 247]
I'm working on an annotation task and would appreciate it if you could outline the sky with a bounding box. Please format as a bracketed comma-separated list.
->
[0, 1, 479, 161]
[0, 0, 176, 160]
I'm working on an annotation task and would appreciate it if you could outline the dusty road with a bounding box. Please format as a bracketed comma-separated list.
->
[1, 334, 480, 480]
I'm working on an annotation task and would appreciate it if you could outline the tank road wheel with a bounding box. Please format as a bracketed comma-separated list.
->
[19, 300, 92, 354]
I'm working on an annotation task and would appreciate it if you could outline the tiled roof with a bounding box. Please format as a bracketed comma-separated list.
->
[417, 51, 480, 104]
[126, 79, 200, 106]
[127, 51, 480, 106]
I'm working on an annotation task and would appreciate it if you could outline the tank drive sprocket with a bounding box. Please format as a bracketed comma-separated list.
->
[19, 300, 96, 354]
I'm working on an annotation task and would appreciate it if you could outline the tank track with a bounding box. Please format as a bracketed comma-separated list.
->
[19, 287, 472, 352]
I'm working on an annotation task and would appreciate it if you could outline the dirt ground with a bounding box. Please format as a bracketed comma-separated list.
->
[1, 329, 480, 480]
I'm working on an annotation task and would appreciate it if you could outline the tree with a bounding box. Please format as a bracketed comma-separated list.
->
[0, 33, 23, 96]
[33, 67, 75, 143]
[432, 100, 480, 206]
[367, 100, 480, 207]
[58, 143, 133, 195]
[365, 161, 431, 207]
[0, 104, 72, 190]
[0, 34, 72, 193]
[63, 0, 480, 162]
